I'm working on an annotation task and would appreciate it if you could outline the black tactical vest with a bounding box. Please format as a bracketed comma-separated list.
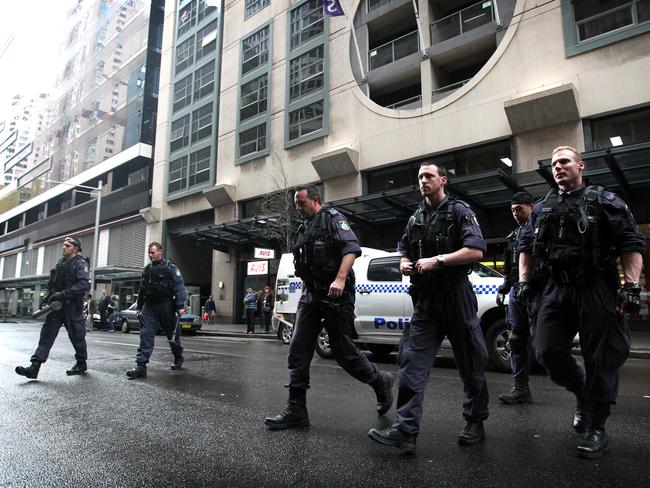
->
[142, 260, 174, 301]
[503, 228, 520, 286]
[49, 255, 84, 293]
[531, 186, 613, 272]
[293, 209, 341, 288]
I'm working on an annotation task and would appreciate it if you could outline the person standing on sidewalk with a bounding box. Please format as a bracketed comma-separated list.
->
[261, 286, 274, 333]
[85, 293, 96, 332]
[126, 242, 187, 379]
[15, 237, 90, 379]
[244, 287, 257, 334]
[204, 294, 216, 323]
[497, 192, 536, 404]
[264, 185, 393, 430]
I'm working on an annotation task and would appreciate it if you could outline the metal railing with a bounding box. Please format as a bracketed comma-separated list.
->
[368, 30, 419, 70]
[430, 0, 495, 44]
[386, 94, 422, 109]
[431, 78, 471, 102]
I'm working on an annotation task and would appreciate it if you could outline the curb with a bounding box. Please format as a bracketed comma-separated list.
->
[197, 330, 279, 340]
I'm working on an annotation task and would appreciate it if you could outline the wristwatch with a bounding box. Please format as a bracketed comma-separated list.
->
[435, 254, 446, 266]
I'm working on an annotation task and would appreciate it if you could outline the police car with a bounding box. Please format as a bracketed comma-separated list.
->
[273, 248, 512, 372]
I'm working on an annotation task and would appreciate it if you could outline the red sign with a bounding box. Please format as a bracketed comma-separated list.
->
[247, 261, 268, 275]
[254, 247, 275, 259]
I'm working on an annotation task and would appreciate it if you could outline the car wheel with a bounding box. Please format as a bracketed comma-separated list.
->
[121, 318, 130, 333]
[315, 328, 333, 359]
[278, 322, 293, 345]
[485, 319, 512, 373]
[366, 344, 395, 361]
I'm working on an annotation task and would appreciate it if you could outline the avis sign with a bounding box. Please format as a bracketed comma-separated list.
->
[247, 261, 268, 276]
[254, 247, 276, 259]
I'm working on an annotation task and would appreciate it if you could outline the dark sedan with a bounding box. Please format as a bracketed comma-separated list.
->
[115, 303, 202, 334]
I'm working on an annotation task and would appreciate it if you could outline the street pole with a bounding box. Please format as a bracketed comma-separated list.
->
[90, 180, 103, 294]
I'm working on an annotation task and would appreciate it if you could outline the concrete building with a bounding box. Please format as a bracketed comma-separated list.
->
[146, 0, 649, 324]
[0, 0, 164, 316]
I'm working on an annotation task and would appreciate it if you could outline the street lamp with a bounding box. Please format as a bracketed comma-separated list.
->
[46, 180, 103, 293]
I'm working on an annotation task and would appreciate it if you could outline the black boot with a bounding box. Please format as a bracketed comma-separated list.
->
[371, 372, 394, 415]
[264, 388, 309, 429]
[16, 361, 41, 379]
[126, 363, 147, 379]
[171, 354, 184, 370]
[458, 421, 485, 445]
[577, 403, 610, 459]
[368, 427, 417, 454]
[498, 385, 532, 405]
[573, 394, 589, 434]
[66, 360, 87, 375]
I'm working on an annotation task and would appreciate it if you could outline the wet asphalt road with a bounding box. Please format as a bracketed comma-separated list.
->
[1, 322, 649, 488]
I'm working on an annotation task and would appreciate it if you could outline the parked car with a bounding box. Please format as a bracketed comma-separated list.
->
[115, 303, 202, 334]
[273, 248, 511, 372]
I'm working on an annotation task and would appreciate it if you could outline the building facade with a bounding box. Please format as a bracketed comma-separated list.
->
[0, 0, 164, 316]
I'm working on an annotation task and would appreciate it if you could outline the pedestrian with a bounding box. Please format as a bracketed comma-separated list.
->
[204, 294, 216, 323]
[126, 242, 187, 379]
[368, 162, 489, 454]
[264, 185, 393, 430]
[85, 293, 96, 332]
[261, 286, 274, 333]
[497, 192, 536, 404]
[106, 295, 117, 333]
[243, 287, 256, 334]
[518, 146, 644, 458]
[15, 236, 90, 379]
[98, 288, 110, 331]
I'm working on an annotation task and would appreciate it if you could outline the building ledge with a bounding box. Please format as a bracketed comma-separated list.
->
[311, 147, 359, 181]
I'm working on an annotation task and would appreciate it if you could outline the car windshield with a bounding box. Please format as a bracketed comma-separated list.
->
[128, 303, 137, 311]
[473, 263, 502, 278]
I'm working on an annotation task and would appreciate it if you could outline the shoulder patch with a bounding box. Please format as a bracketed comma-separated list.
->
[338, 220, 351, 231]
[324, 208, 339, 216]
[454, 199, 471, 209]
[540, 207, 553, 213]
[602, 191, 616, 201]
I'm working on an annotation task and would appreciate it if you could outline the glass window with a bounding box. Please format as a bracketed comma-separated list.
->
[242, 26, 270, 75]
[176, 37, 195, 74]
[189, 146, 211, 186]
[168, 155, 188, 193]
[240, 74, 268, 121]
[196, 20, 218, 60]
[289, 45, 324, 101]
[288, 101, 323, 140]
[193, 61, 215, 101]
[289, 0, 324, 50]
[170, 114, 191, 153]
[173, 74, 193, 112]
[591, 107, 650, 149]
[239, 123, 267, 157]
[368, 0, 392, 12]
[245, 0, 271, 18]
[191, 103, 213, 142]
[367, 257, 402, 281]
[198, 0, 218, 23]
[178, 1, 196, 37]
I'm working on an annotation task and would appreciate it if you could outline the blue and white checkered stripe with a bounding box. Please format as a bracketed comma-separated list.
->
[354, 283, 499, 295]
[278, 282, 303, 294]
[472, 284, 498, 295]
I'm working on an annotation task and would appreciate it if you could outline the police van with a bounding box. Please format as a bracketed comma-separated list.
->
[273, 248, 512, 372]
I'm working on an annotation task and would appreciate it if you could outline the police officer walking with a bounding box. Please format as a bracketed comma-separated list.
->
[497, 192, 535, 404]
[126, 242, 187, 379]
[518, 146, 644, 458]
[368, 163, 489, 454]
[15, 236, 90, 379]
[264, 185, 393, 429]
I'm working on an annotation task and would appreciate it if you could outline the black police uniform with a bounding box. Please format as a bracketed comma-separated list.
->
[134, 258, 187, 365]
[288, 207, 381, 390]
[394, 196, 489, 436]
[518, 186, 644, 439]
[32, 254, 91, 364]
[501, 225, 534, 396]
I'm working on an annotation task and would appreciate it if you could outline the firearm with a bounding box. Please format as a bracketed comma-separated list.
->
[32, 300, 63, 319]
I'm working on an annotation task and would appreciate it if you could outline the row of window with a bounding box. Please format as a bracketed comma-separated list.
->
[168, 146, 211, 193]
[175, 19, 218, 74]
[173, 61, 215, 113]
[178, 0, 218, 38]
[170, 102, 213, 153]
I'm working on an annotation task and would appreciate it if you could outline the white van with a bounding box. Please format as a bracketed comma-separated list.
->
[273, 248, 512, 372]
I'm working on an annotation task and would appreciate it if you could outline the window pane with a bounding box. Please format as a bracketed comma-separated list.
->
[178, 0, 196, 37]
[288, 100, 323, 140]
[245, 0, 270, 18]
[189, 146, 211, 186]
[239, 124, 266, 157]
[193, 61, 215, 101]
[289, 45, 324, 101]
[168, 155, 188, 193]
[191, 103, 213, 142]
[176, 37, 194, 74]
[290, 0, 324, 50]
[170, 114, 190, 152]
[173, 74, 193, 112]
[240, 74, 268, 121]
[196, 20, 218, 60]
[242, 26, 269, 75]
[591, 107, 650, 149]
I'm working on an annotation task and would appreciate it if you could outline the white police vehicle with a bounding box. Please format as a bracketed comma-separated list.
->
[273, 248, 512, 372]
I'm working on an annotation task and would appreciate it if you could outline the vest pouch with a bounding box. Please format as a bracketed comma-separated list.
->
[548, 244, 582, 267]
[311, 240, 327, 265]
[434, 235, 450, 254]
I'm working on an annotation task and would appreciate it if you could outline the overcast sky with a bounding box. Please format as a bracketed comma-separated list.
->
[0, 1, 70, 118]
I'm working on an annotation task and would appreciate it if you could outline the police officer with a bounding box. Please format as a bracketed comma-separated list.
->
[368, 162, 489, 454]
[264, 185, 393, 429]
[497, 192, 535, 404]
[126, 242, 187, 379]
[15, 236, 90, 379]
[518, 146, 644, 458]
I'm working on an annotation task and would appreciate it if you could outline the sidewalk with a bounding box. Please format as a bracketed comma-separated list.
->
[198, 321, 278, 340]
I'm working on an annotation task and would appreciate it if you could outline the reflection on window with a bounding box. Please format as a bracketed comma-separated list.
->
[240, 74, 268, 121]
[193, 61, 215, 101]
[288, 101, 323, 140]
[173, 74, 193, 112]
[178, 0, 197, 36]
[591, 107, 650, 149]
[196, 20, 218, 60]
[573, 0, 648, 41]
[189, 146, 211, 186]
[239, 123, 267, 157]
[245, 0, 270, 18]
[289, 46, 324, 101]
[290, 0, 324, 50]
[176, 37, 195, 74]
[191, 103, 213, 142]
[170, 114, 191, 152]
[367, 258, 402, 281]
[242, 26, 270, 75]
[168, 155, 188, 193]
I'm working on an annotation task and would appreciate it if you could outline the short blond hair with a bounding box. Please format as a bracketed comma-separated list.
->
[552, 146, 582, 160]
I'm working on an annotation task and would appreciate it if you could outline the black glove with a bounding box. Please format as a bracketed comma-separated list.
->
[618, 282, 641, 314]
[516, 282, 531, 304]
[49, 292, 65, 304]
[496, 283, 510, 307]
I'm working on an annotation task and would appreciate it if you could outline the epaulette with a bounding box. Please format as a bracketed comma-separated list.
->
[324, 207, 340, 216]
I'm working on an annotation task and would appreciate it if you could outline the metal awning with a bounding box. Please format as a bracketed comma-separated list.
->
[0, 266, 142, 289]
